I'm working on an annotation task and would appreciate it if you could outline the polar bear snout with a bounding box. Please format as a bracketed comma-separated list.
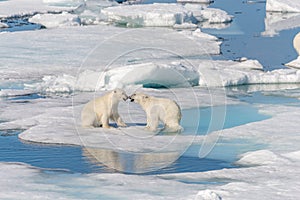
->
[129, 94, 136, 102]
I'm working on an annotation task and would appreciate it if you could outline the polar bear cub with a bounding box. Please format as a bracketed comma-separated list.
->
[130, 92, 182, 133]
[81, 88, 128, 128]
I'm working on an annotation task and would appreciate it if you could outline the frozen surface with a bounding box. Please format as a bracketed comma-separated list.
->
[262, 12, 300, 36]
[0, 162, 203, 200]
[160, 149, 300, 200]
[177, 0, 212, 3]
[1, 1, 300, 199]
[198, 59, 300, 87]
[266, 0, 300, 13]
[29, 12, 81, 28]
[101, 3, 232, 27]
[0, 25, 220, 91]
[0, 0, 76, 17]
[0, 22, 9, 28]
[26, 61, 200, 92]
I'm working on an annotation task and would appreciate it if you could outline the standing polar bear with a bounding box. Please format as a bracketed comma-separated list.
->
[81, 88, 128, 128]
[130, 92, 182, 133]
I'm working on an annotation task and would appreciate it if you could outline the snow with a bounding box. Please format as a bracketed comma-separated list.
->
[43, 0, 83, 7]
[26, 61, 199, 92]
[0, 162, 203, 200]
[29, 12, 81, 28]
[0, 25, 220, 90]
[0, 0, 76, 17]
[198, 59, 300, 87]
[262, 12, 300, 36]
[1, 0, 300, 199]
[195, 190, 221, 200]
[101, 3, 232, 27]
[177, 0, 213, 3]
[101, 3, 195, 27]
[266, 0, 300, 13]
[0, 22, 9, 28]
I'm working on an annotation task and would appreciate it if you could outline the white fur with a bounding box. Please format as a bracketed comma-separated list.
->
[81, 88, 127, 128]
[130, 92, 182, 133]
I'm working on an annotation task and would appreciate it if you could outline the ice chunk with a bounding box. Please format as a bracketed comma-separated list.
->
[25, 61, 200, 93]
[0, 22, 9, 28]
[235, 150, 289, 166]
[184, 4, 233, 24]
[29, 12, 81, 28]
[43, 0, 83, 7]
[199, 8, 233, 24]
[286, 56, 300, 69]
[177, 0, 213, 3]
[0, 0, 75, 18]
[195, 190, 222, 200]
[198, 59, 300, 87]
[101, 3, 195, 27]
[266, 0, 300, 13]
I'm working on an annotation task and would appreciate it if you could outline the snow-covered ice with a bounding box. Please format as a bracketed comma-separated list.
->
[0, 162, 204, 200]
[0, 0, 76, 17]
[1, 0, 300, 199]
[198, 59, 300, 87]
[262, 12, 300, 36]
[177, 0, 213, 4]
[266, 0, 300, 13]
[29, 12, 81, 28]
[0, 22, 9, 28]
[101, 3, 232, 27]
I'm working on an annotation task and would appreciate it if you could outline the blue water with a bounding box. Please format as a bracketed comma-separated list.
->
[0, 17, 43, 33]
[181, 104, 270, 135]
[0, 100, 269, 174]
[203, 0, 300, 70]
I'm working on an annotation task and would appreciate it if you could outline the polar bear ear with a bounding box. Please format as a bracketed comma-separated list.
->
[143, 95, 149, 99]
[113, 90, 117, 93]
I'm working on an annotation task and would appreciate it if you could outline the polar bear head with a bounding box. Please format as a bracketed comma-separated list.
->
[112, 88, 128, 101]
[129, 92, 150, 104]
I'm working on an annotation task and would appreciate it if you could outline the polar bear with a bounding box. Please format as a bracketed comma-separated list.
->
[81, 88, 128, 128]
[129, 92, 182, 133]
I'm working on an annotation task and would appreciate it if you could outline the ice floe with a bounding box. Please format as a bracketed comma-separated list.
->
[0, 22, 9, 28]
[0, 162, 209, 200]
[101, 3, 232, 27]
[26, 61, 200, 92]
[177, 0, 213, 3]
[262, 12, 300, 36]
[29, 12, 81, 28]
[0, 25, 219, 86]
[198, 59, 300, 87]
[160, 149, 300, 200]
[0, 0, 76, 17]
[266, 0, 300, 13]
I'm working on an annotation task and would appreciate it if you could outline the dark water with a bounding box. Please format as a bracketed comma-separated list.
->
[203, 0, 300, 70]
[0, 129, 237, 174]
[0, 16, 43, 32]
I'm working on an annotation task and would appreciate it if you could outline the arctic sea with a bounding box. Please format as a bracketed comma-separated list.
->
[1, 0, 300, 199]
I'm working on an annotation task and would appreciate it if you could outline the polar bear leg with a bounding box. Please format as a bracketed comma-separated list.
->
[101, 115, 111, 129]
[112, 113, 127, 127]
[145, 113, 159, 132]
